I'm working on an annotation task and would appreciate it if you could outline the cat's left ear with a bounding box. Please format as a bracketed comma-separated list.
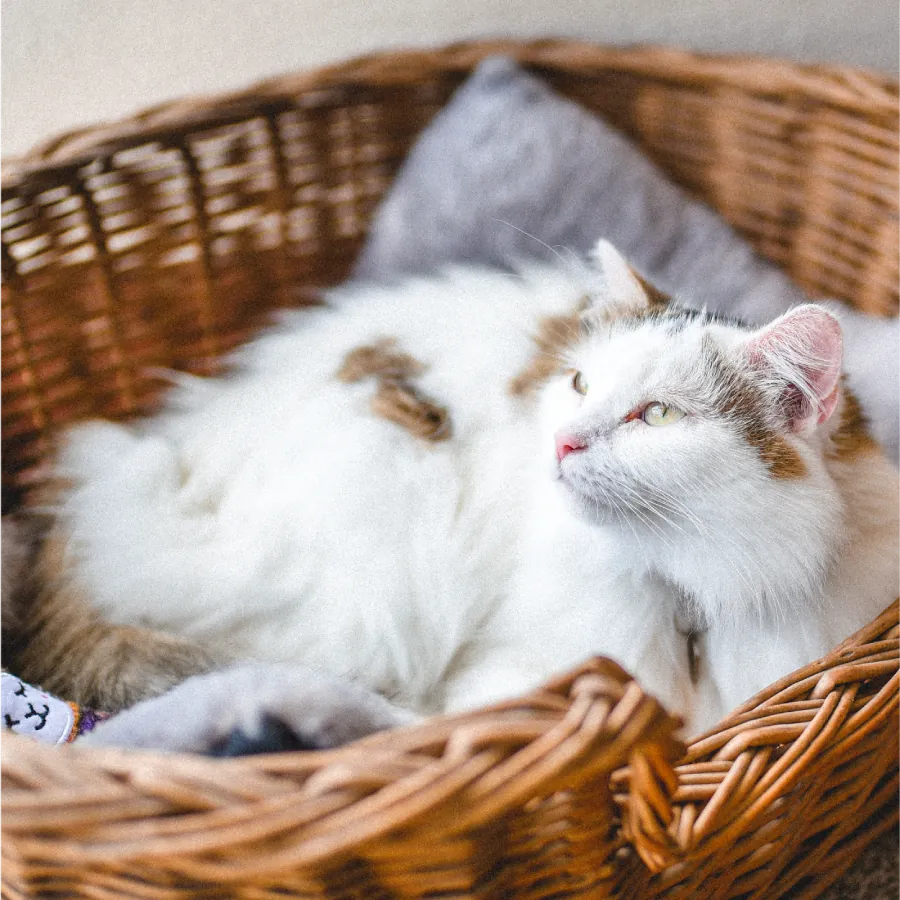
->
[589, 240, 670, 314]
[742, 304, 843, 432]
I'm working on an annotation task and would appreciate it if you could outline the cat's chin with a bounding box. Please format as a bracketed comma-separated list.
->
[554, 474, 615, 526]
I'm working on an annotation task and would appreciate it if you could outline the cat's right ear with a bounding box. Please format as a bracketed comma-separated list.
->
[588, 240, 670, 316]
[741, 304, 844, 433]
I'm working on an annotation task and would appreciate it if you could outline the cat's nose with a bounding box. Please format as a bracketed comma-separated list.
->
[555, 433, 587, 462]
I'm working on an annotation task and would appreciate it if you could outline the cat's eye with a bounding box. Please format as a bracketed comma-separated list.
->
[572, 371, 588, 395]
[641, 402, 684, 426]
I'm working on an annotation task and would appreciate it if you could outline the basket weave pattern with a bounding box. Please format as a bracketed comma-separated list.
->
[2, 41, 898, 899]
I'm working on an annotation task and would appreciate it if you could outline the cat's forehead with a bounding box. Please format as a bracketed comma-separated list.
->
[574, 306, 747, 379]
[597, 303, 750, 340]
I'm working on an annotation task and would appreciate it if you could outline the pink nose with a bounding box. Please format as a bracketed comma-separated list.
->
[556, 433, 587, 462]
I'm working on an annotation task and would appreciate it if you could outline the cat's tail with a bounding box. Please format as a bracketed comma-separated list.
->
[11, 421, 224, 709]
[11, 512, 219, 712]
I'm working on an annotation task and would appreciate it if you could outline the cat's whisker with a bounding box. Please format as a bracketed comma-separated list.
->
[488, 218, 579, 275]
[604, 490, 652, 565]
[600, 469, 686, 544]
[603, 479, 677, 549]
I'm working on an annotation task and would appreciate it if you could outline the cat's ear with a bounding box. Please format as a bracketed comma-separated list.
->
[742, 304, 843, 432]
[589, 240, 670, 314]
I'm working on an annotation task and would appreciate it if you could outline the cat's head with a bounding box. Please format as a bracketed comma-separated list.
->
[540, 241, 851, 555]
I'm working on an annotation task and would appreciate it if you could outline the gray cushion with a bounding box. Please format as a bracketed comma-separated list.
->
[355, 56, 806, 325]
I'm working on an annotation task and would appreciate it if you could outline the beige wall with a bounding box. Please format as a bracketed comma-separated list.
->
[3, 0, 898, 157]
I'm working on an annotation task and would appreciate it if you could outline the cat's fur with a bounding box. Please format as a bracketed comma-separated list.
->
[2, 517, 32, 635]
[19, 242, 898, 735]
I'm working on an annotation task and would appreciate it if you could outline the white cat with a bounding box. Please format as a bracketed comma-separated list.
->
[30, 241, 899, 736]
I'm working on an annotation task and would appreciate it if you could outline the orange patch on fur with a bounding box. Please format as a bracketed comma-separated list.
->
[828, 385, 879, 461]
[337, 339, 424, 384]
[629, 267, 672, 311]
[757, 435, 808, 479]
[711, 352, 808, 480]
[372, 380, 451, 442]
[339, 340, 451, 443]
[509, 308, 586, 397]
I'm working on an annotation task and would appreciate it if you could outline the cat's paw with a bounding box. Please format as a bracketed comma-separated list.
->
[208, 714, 322, 756]
[81, 663, 415, 754]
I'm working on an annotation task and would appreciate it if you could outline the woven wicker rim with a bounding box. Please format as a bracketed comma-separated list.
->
[4, 40, 897, 180]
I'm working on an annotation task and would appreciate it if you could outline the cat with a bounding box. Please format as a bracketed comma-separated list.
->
[16, 241, 899, 737]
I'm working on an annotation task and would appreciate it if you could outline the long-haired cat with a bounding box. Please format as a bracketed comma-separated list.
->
[17, 241, 898, 735]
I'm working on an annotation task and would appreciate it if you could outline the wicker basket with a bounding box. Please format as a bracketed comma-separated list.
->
[2, 40, 898, 899]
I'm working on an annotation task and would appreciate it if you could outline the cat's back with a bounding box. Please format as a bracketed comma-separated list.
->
[235, 263, 586, 413]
